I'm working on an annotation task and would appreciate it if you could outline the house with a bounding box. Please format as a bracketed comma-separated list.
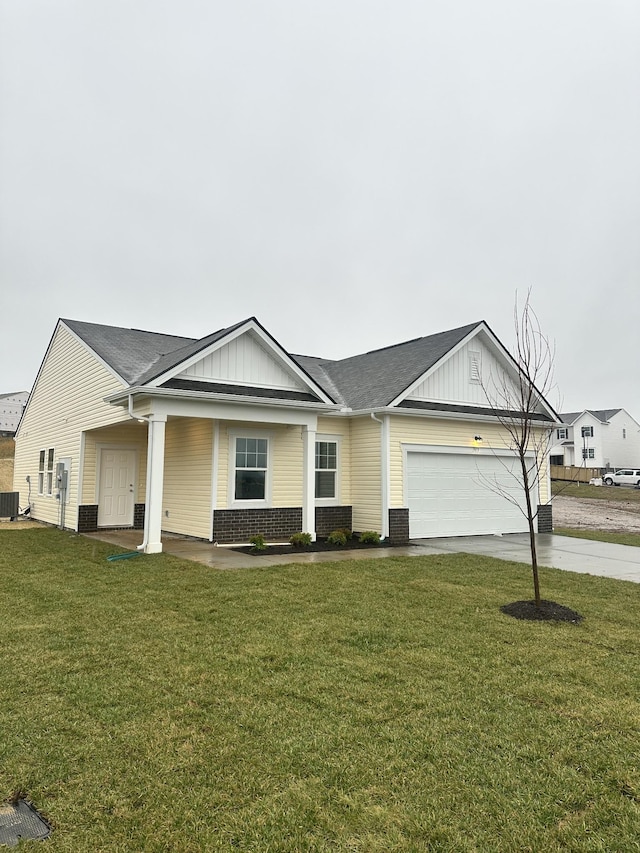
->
[549, 409, 640, 470]
[0, 391, 29, 436]
[13, 317, 558, 552]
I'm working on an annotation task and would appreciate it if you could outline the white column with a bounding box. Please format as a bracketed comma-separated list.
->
[302, 425, 317, 541]
[141, 414, 167, 554]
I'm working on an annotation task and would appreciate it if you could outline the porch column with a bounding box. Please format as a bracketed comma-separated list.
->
[302, 425, 317, 541]
[141, 414, 167, 554]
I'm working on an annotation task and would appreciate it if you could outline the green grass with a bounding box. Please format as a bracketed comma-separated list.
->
[3, 529, 640, 851]
[553, 480, 640, 505]
[554, 527, 640, 548]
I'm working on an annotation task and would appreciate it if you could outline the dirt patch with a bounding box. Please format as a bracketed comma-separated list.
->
[553, 494, 640, 533]
[0, 458, 14, 492]
[501, 599, 584, 623]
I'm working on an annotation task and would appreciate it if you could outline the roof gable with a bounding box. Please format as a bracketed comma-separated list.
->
[143, 318, 335, 404]
[309, 322, 482, 410]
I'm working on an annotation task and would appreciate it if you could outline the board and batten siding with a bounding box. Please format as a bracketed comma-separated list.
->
[13, 323, 128, 528]
[316, 415, 351, 506]
[350, 416, 382, 532]
[408, 337, 519, 408]
[388, 415, 550, 507]
[162, 417, 213, 538]
[176, 332, 306, 391]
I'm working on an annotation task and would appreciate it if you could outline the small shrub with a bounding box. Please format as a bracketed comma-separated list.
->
[327, 530, 348, 546]
[339, 528, 354, 540]
[249, 534, 267, 551]
[290, 532, 313, 548]
[359, 530, 381, 545]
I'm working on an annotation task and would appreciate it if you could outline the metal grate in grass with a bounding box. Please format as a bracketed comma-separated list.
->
[0, 799, 51, 847]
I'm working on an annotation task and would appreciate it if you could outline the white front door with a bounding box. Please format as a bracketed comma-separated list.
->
[98, 449, 136, 527]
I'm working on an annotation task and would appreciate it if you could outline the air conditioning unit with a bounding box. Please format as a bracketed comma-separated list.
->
[0, 492, 19, 518]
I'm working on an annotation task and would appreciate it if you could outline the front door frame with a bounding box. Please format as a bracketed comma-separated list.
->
[96, 444, 138, 527]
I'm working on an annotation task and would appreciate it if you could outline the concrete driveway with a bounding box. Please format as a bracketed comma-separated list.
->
[411, 533, 640, 584]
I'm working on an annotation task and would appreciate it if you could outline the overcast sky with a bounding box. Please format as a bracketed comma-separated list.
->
[1, 0, 639, 420]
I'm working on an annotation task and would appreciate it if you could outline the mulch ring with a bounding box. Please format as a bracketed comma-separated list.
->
[501, 599, 584, 623]
[232, 539, 408, 556]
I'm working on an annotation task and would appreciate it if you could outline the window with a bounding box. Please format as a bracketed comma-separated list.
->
[623, 428, 627, 439]
[582, 448, 595, 460]
[38, 448, 55, 495]
[315, 440, 337, 500]
[556, 428, 568, 440]
[581, 426, 594, 438]
[233, 436, 268, 502]
[550, 455, 564, 466]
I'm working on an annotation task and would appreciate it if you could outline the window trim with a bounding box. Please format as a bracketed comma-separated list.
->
[556, 428, 568, 440]
[581, 425, 594, 438]
[228, 429, 272, 508]
[38, 447, 55, 496]
[315, 434, 340, 506]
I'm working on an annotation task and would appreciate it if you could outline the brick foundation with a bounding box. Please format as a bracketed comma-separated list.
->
[315, 506, 353, 537]
[134, 503, 145, 530]
[537, 504, 553, 533]
[388, 507, 410, 544]
[77, 505, 98, 532]
[213, 507, 303, 544]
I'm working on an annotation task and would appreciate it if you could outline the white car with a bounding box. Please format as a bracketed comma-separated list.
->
[603, 469, 640, 487]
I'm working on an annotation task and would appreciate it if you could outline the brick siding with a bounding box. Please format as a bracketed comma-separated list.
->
[315, 506, 353, 537]
[213, 507, 303, 544]
[537, 504, 553, 533]
[388, 508, 410, 544]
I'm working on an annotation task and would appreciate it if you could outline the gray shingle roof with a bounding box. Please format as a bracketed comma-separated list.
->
[561, 409, 622, 425]
[295, 322, 482, 409]
[64, 317, 485, 410]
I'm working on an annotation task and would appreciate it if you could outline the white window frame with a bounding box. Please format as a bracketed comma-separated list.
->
[228, 429, 272, 508]
[315, 434, 340, 506]
[38, 447, 55, 496]
[557, 428, 568, 440]
[581, 425, 594, 438]
[582, 448, 595, 460]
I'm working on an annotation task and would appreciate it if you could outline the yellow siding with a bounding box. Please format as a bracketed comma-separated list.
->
[13, 324, 129, 528]
[389, 415, 549, 506]
[82, 422, 147, 504]
[350, 416, 381, 532]
[162, 417, 213, 538]
[317, 415, 351, 505]
[272, 426, 303, 506]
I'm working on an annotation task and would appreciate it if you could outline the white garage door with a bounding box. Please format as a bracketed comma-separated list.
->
[407, 450, 530, 538]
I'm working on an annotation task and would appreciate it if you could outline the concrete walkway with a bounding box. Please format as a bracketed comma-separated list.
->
[84, 528, 640, 583]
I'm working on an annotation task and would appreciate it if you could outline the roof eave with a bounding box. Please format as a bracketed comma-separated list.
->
[105, 386, 342, 412]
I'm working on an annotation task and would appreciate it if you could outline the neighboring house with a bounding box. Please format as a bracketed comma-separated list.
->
[0, 391, 29, 436]
[13, 317, 558, 552]
[549, 409, 640, 470]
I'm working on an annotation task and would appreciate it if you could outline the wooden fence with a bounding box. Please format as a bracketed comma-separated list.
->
[550, 465, 602, 483]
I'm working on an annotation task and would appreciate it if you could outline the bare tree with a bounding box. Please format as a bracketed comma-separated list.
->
[480, 291, 558, 607]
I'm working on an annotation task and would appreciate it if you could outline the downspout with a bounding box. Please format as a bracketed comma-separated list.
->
[371, 412, 390, 539]
[128, 394, 150, 423]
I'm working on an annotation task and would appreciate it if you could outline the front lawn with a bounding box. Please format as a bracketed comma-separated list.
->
[554, 527, 640, 548]
[2, 529, 640, 851]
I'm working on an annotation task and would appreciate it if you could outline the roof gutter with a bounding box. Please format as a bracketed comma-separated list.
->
[108, 386, 342, 412]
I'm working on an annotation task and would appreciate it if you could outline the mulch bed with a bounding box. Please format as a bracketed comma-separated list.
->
[500, 599, 584, 623]
[232, 539, 404, 556]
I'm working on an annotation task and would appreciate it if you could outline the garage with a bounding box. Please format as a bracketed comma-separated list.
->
[406, 447, 531, 538]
